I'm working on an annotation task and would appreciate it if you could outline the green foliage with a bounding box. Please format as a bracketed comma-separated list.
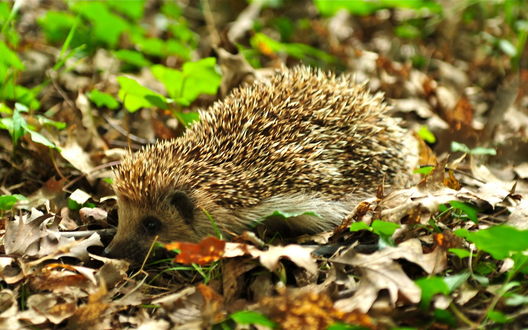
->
[265, 209, 321, 220]
[395, 24, 422, 39]
[250, 33, 337, 66]
[414, 166, 434, 175]
[117, 76, 167, 112]
[327, 324, 368, 330]
[314, 0, 442, 16]
[107, 0, 145, 21]
[350, 220, 400, 247]
[0, 1, 20, 46]
[0, 194, 27, 210]
[415, 276, 450, 309]
[448, 248, 470, 258]
[88, 90, 120, 109]
[418, 126, 436, 144]
[229, 311, 276, 328]
[70, 1, 130, 49]
[448, 200, 478, 223]
[451, 141, 497, 156]
[151, 57, 221, 106]
[0, 103, 60, 150]
[113, 49, 152, 69]
[38, 11, 77, 44]
[487, 310, 511, 324]
[455, 226, 528, 260]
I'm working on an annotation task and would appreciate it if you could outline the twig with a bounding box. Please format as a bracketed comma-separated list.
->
[103, 114, 151, 145]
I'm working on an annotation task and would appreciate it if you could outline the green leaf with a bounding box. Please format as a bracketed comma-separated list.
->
[349, 222, 370, 232]
[314, 0, 442, 16]
[0, 194, 27, 211]
[250, 33, 336, 64]
[443, 272, 470, 291]
[510, 253, 528, 274]
[151, 58, 221, 106]
[37, 11, 77, 44]
[71, 2, 129, 48]
[38, 116, 67, 130]
[327, 323, 367, 330]
[113, 49, 151, 68]
[107, 0, 145, 21]
[448, 248, 470, 258]
[414, 166, 434, 175]
[117, 76, 167, 112]
[265, 210, 321, 220]
[455, 226, 528, 260]
[451, 141, 496, 156]
[102, 177, 113, 184]
[26, 129, 60, 150]
[230, 311, 276, 328]
[371, 220, 400, 237]
[448, 200, 478, 222]
[415, 276, 450, 309]
[417, 125, 436, 143]
[0, 103, 12, 114]
[505, 293, 528, 306]
[450, 141, 471, 153]
[468, 147, 496, 156]
[67, 198, 82, 211]
[395, 24, 422, 39]
[88, 90, 120, 109]
[174, 112, 200, 128]
[487, 310, 510, 323]
[0, 107, 25, 145]
[0, 40, 24, 71]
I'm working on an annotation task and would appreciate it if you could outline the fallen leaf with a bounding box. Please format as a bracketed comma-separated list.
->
[165, 236, 226, 265]
[333, 238, 445, 312]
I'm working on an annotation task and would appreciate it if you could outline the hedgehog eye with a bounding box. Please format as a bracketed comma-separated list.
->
[142, 216, 162, 235]
[170, 191, 194, 225]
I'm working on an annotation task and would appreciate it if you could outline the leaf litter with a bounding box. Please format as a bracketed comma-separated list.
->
[1, 0, 528, 329]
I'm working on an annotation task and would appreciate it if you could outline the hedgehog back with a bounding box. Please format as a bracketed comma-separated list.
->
[115, 67, 409, 209]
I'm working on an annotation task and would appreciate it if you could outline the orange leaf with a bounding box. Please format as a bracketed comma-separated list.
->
[165, 236, 226, 265]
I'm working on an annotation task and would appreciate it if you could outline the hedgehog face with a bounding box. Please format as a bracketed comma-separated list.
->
[104, 191, 201, 263]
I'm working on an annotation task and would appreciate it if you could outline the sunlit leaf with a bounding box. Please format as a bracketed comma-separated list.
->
[455, 226, 528, 260]
[415, 276, 450, 308]
[417, 125, 436, 143]
[230, 311, 276, 328]
[88, 90, 120, 109]
[448, 200, 478, 222]
[117, 76, 167, 112]
[0, 194, 27, 210]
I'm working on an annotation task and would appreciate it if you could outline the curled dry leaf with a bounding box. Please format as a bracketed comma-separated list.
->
[0, 289, 17, 318]
[5, 207, 103, 260]
[0, 257, 24, 284]
[333, 238, 446, 312]
[4, 209, 62, 256]
[152, 287, 204, 326]
[18, 292, 77, 325]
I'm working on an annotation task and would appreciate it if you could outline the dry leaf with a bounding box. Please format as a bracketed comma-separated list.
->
[333, 238, 445, 312]
[165, 236, 226, 265]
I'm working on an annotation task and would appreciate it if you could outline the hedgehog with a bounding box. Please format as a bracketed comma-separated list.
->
[104, 66, 417, 262]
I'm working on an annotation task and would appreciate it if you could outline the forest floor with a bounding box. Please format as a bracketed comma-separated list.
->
[1, 0, 528, 329]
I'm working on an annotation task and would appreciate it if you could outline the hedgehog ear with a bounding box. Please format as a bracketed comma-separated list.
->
[170, 191, 194, 224]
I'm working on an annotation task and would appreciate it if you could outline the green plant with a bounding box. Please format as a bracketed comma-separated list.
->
[0, 103, 61, 150]
[451, 141, 496, 156]
[350, 220, 401, 247]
